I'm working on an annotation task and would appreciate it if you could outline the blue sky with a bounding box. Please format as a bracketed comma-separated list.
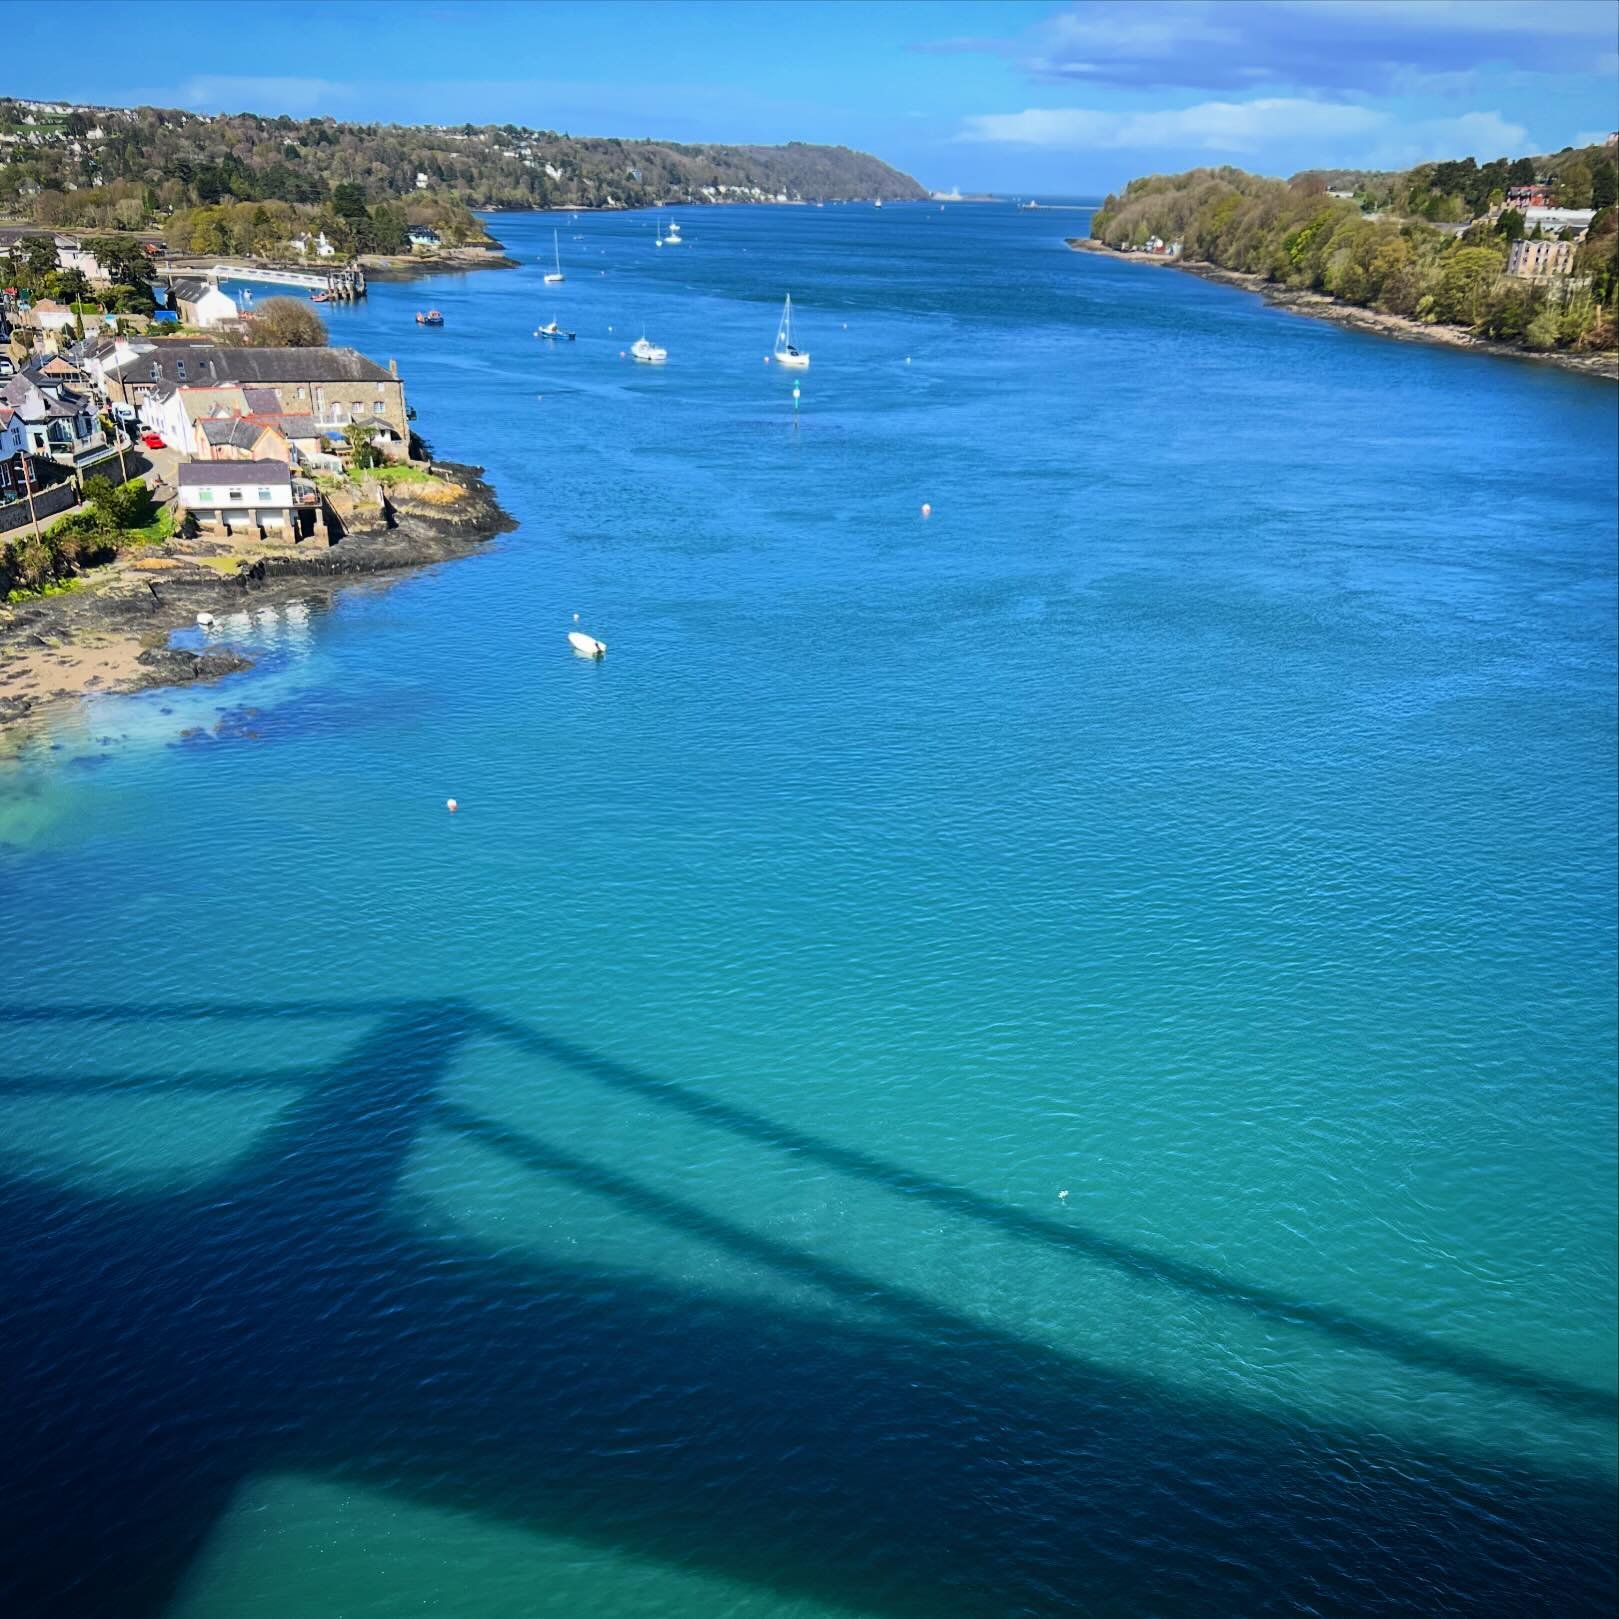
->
[7, 1, 1617, 193]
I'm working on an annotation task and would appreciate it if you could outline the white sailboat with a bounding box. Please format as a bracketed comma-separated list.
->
[655, 214, 682, 247]
[773, 294, 809, 369]
[544, 229, 565, 283]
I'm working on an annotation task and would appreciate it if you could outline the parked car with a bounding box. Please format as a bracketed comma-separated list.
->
[140, 432, 165, 449]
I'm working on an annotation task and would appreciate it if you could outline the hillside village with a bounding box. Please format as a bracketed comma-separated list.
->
[0, 208, 443, 603]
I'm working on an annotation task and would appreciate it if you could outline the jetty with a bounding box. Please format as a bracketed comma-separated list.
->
[200, 262, 367, 300]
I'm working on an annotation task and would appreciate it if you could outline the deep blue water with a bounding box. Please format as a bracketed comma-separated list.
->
[2, 202, 1615, 1617]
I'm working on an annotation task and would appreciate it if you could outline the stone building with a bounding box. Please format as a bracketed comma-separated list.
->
[1507, 238, 1575, 279]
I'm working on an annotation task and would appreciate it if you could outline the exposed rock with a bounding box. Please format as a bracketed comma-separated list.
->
[135, 647, 254, 684]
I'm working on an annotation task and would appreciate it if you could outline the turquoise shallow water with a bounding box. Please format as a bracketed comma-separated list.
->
[2, 204, 1615, 1617]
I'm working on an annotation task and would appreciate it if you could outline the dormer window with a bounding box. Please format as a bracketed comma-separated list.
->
[175, 361, 186, 380]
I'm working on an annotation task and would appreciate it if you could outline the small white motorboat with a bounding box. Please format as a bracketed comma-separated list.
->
[568, 629, 606, 658]
[630, 335, 667, 364]
[195, 612, 215, 627]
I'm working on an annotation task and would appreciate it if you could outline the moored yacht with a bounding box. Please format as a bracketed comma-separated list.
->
[772, 294, 809, 369]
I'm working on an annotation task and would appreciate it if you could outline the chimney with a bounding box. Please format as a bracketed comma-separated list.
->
[388, 357, 398, 378]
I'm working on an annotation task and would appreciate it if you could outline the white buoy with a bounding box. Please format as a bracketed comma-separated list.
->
[1058, 1189, 1070, 1203]
[921, 503, 932, 518]
[446, 798, 459, 814]
[195, 612, 214, 627]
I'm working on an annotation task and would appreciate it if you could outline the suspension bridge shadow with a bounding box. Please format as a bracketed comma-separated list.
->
[1, 999, 1613, 1619]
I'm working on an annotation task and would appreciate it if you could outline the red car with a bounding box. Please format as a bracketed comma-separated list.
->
[140, 432, 165, 449]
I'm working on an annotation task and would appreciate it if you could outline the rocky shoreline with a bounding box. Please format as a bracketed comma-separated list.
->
[0, 462, 515, 738]
[1066, 238, 1619, 381]
[359, 248, 521, 281]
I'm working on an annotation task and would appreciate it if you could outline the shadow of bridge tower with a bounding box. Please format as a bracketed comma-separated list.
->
[1, 999, 1614, 1619]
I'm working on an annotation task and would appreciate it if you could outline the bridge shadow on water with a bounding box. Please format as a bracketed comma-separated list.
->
[1, 1000, 1614, 1619]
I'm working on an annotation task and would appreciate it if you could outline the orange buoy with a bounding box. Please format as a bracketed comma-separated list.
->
[446, 798, 458, 813]
[921, 503, 932, 518]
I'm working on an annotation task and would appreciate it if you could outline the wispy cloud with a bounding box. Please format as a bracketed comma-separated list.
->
[929, 1, 1616, 95]
[955, 97, 1531, 169]
[957, 98, 1386, 152]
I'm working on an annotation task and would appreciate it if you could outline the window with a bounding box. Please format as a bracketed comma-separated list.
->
[175, 361, 186, 380]
[227, 489, 243, 502]
[372, 401, 384, 415]
[297, 387, 307, 400]
[257, 488, 272, 502]
[200, 489, 214, 502]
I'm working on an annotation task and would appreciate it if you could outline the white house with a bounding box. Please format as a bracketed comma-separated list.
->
[26, 299, 80, 336]
[177, 457, 296, 539]
[169, 279, 240, 329]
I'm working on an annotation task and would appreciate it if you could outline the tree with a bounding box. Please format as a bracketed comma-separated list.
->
[1495, 207, 1525, 242]
[82, 475, 154, 533]
[247, 296, 328, 347]
[86, 235, 158, 301]
[48, 267, 92, 305]
[1557, 161, 1593, 208]
[21, 234, 58, 283]
[343, 420, 385, 469]
[1434, 246, 1505, 326]
[1593, 163, 1618, 211]
[1508, 156, 1536, 185]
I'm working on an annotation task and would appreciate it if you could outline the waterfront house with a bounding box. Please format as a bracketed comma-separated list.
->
[169, 278, 240, 329]
[407, 227, 441, 251]
[176, 457, 299, 540]
[128, 345, 409, 459]
[207, 347, 410, 455]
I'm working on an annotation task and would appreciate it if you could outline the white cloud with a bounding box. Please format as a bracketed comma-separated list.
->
[1349, 110, 1531, 168]
[957, 98, 1386, 152]
[955, 97, 1541, 175]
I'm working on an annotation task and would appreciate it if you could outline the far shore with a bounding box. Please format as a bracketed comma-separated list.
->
[1066, 237, 1619, 381]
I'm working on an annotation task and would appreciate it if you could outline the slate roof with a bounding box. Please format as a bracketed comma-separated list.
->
[200, 418, 264, 450]
[169, 279, 210, 304]
[177, 459, 292, 487]
[213, 347, 394, 384]
[242, 387, 281, 414]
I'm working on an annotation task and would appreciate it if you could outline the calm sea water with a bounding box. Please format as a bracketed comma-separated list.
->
[2, 203, 1615, 1618]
